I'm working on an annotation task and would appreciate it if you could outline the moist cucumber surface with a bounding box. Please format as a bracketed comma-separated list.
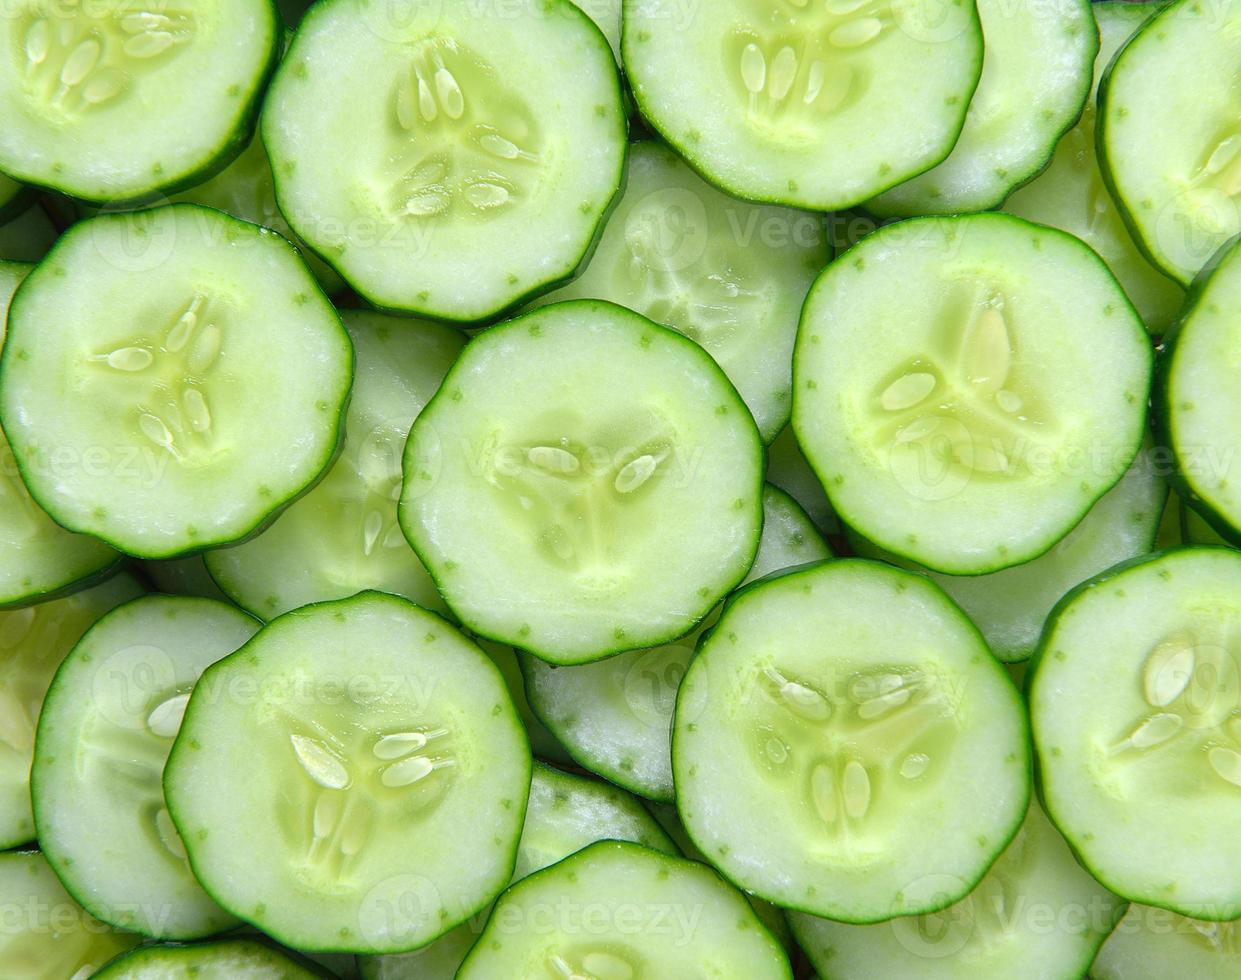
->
[33, 595, 260, 939]
[790, 801, 1122, 979]
[476, 639, 571, 766]
[1157, 234, 1241, 543]
[1099, 0, 1241, 286]
[793, 212, 1152, 575]
[264, 0, 626, 322]
[623, 0, 983, 210]
[0, 851, 140, 979]
[0, 571, 142, 848]
[399, 300, 764, 665]
[673, 559, 1030, 922]
[163, 591, 531, 954]
[358, 762, 676, 980]
[0, 205, 352, 559]
[522, 484, 830, 800]
[206, 311, 463, 620]
[1029, 547, 1241, 920]
[849, 446, 1167, 662]
[531, 140, 827, 442]
[1092, 904, 1241, 980]
[1004, 1, 1184, 335]
[456, 840, 793, 979]
[867, 0, 1097, 217]
[0, 0, 279, 201]
[94, 938, 331, 979]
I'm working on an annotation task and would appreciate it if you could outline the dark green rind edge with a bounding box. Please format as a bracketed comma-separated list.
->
[93, 937, 335, 979]
[1025, 544, 1241, 922]
[0, 204, 355, 560]
[671, 557, 1032, 924]
[397, 298, 766, 666]
[263, 0, 629, 326]
[1152, 232, 1241, 545]
[620, 0, 985, 212]
[455, 840, 794, 979]
[862, 0, 1100, 220]
[1095, 0, 1196, 286]
[0, 2, 282, 206]
[791, 211, 1153, 576]
[161, 590, 533, 956]
[0, 553, 125, 613]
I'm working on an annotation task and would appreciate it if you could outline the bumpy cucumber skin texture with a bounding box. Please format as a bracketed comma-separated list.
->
[0, 2, 282, 204]
[399, 300, 764, 665]
[675, 559, 1031, 923]
[163, 591, 532, 955]
[0, 205, 354, 560]
[1025, 546, 1241, 921]
[92, 938, 333, 979]
[1154, 233, 1241, 545]
[264, 0, 628, 325]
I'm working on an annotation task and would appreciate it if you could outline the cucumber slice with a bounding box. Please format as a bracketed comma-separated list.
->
[0, 205, 353, 559]
[33, 595, 260, 939]
[848, 446, 1167, 662]
[206, 311, 463, 619]
[0, 572, 142, 848]
[0, 1, 278, 201]
[766, 425, 839, 536]
[0, 261, 120, 607]
[623, 0, 983, 210]
[789, 800, 1122, 978]
[1029, 547, 1241, 920]
[263, 0, 626, 322]
[359, 762, 676, 980]
[867, 0, 1097, 216]
[399, 301, 764, 665]
[95, 938, 331, 979]
[1003, 2, 1184, 335]
[530, 141, 827, 442]
[573, 0, 621, 61]
[522, 485, 831, 801]
[0, 202, 57, 263]
[793, 212, 1152, 575]
[1157, 235, 1241, 543]
[457, 840, 792, 979]
[673, 559, 1030, 922]
[163, 592, 531, 954]
[142, 555, 230, 601]
[1092, 904, 1241, 980]
[1099, 0, 1241, 286]
[0, 852, 139, 979]
[477, 639, 573, 767]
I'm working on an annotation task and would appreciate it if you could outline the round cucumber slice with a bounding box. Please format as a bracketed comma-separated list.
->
[849, 446, 1167, 662]
[457, 840, 792, 979]
[476, 639, 572, 767]
[0, 851, 139, 979]
[0, 205, 353, 559]
[33, 595, 260, 939]
[793, 212, 1152, 575]
[0, 572, 143, 848]
[1003, 2, 1184, 335]
[573, 0, 621, 61]
[163, 592, 531, 954]
[1157, 234, 1241, 543]
[94, 938, 331, 979]
[1030, 547, 1241, 920]
[1092, 904, 1241, 980]
[673, 559, 1030, 922]
[530, 140, 827, 442]
[622, 0, 983, 210]
[790, 800, 1122, 979]
[1099, 0, 1241, 286]
[206, 311, 464, 620]
[359, 762, 677, 980]
[866, 0, 1097, 217]
[522, 485, 831, 801]
[264, 0, 626, 322]
[399, 300, 764, 665]
[0, 0, 278, 202]
[0, 260, 120, 606]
